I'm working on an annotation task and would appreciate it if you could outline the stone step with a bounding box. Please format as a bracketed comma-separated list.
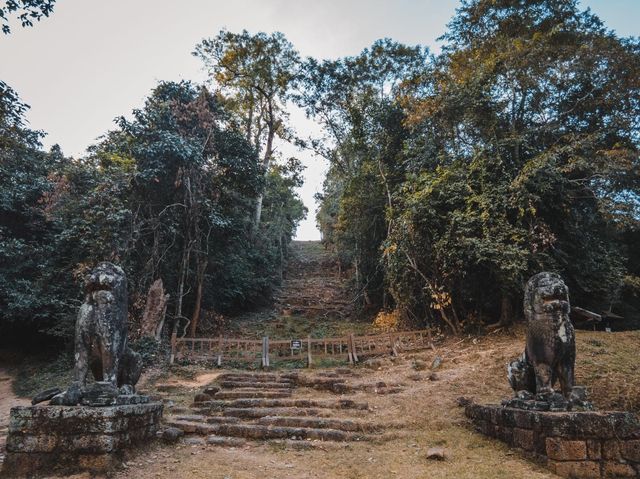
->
[282, 304, 348, 314]
[195, 398, 368, 411]
[167, 406, 192, 415]
[169, 414, 241, 425]
[256, 416, 380, 433]
[276, 297, 351, 305]
[221, 407, 329, 419]
[165, 420, 235, 435]
[298, 377, 346, 386]
[173, 414, 207, 422]
[206, 416, 241, 424]
[210, 423, 367, 442]
[216, 373, 284, 382]
[297, 377, 350, 393]
[168, 421, 370, 442]
[213, 390, 292, 400]
[205, 435, 246, 447]
[216, 376, 294, 385]
[218, 381, 293, 390]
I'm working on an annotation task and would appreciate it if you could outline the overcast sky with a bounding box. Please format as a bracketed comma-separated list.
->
[1, 0, 637, 240]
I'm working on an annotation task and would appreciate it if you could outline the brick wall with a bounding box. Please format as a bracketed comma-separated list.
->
[466, 404, 640, 478]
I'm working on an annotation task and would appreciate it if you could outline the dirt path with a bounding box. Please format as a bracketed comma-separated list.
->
[118, 332, 564, 479]
[0, 369, 30, 463]
[229, 241, 373, 340]
[276, 241, 352, 319]
[117, 242, 560, 478]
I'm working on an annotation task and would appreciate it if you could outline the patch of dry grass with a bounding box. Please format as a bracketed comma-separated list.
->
[575, 330, 640, 413]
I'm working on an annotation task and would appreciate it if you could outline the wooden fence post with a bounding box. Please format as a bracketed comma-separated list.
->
[306, 336, 312, 367]
[349, 333, 359, 363]
[170, 330, 177, 364]
[347, 334, 354, 364]
[262, 336, 270, 369]
[389, 332, 398, 356]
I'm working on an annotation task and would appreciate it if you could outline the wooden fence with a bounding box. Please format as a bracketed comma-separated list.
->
[170, 329, 432, 367]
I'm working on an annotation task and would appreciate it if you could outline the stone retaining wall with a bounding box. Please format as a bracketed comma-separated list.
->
[2, 402, 163, 477]
[465, 403, 640, 478]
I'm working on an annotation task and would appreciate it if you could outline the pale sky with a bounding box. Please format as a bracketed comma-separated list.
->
[1, 0, 637, 240]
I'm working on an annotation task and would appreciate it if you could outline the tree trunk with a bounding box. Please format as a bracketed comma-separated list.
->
[189, 259, 208, 337]
[439, 307, 460, 335]
[499, 295, 513, 326]
[140, 278, 169, 340]
[487, 295, 514, 330]
[253, 117, 276, 230]
[174, 241, 191, 337]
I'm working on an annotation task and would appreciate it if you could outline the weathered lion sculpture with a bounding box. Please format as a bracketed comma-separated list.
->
[50, 262, 142, 405]
[77, 262, 142, 391]
[508, 272, 575, 398]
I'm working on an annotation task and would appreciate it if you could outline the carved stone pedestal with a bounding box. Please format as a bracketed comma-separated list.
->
[2, 402, 163, 477]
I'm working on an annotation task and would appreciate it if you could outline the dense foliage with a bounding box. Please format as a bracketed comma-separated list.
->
[0, 79, 306, 346]
[307, 0, 640, 331]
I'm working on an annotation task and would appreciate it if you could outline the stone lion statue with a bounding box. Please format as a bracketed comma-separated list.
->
[77, 262, 142, 391]
[508, 272, 575, 399]
[50, 262, 142, 405]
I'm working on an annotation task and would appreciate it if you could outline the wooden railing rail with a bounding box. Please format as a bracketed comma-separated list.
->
[170, 329, 432, 367]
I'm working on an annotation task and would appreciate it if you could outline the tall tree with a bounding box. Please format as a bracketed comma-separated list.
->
[388, 0, 640, 330]
[194, 30, 300, 231]
[297, 39, 430, 308]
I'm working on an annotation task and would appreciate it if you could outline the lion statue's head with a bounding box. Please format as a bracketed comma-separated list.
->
[84, 262, 127, 304]
[524, 272, 570, 323]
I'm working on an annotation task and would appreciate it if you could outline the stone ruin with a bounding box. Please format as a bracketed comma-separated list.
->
[2, 262, 163, 477]
[466, 272, 640, 478]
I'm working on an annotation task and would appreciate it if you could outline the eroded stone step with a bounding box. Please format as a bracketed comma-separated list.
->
[213, 390, 292, 399]
[211, 423, 367, 442]
[168, 415, 241, 424]
[256, 416, 381, 433]
[173, 414, 207, 422]
[221, 407, 330, 419]
[217, 376, 293, 384]
[218, 381, 293, 390]
[281, 305, 347, 312]
[167, 406, 191, 415]
[206, 416, 241, 424]
[166, 420, 233, 435]
[216, 373, 285, 382]
[195, 398, 368, 411]
[298, 377, 346, 386]
[296, 377, 350, 393]
[182, 435, 247, 447]
[206, 435, 246, 447]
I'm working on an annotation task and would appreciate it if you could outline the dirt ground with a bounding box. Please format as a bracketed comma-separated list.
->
[1, 329, 638, 478]
[96, 328, 637, 479]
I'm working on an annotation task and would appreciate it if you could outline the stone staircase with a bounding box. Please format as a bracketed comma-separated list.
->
[163, 371, 385, 447]
[275, 241, 352, 320]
